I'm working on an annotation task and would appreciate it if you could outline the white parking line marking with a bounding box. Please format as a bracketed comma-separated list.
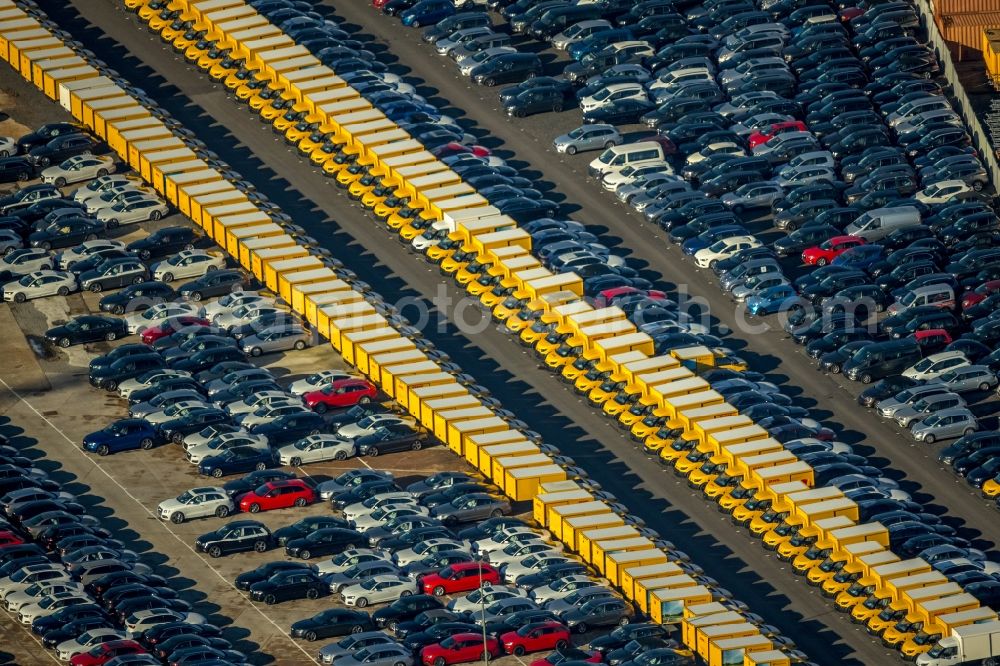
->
[0, 377, 319, 664]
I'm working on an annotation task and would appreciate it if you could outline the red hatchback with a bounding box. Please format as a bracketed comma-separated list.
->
[239, 479, 315, 513]
[70, 640, 147, 666]
[421, 633, 502, 666]
[962, 279, 1000, 309]
[0, 530, 24, 547]
[432, 142, 491, 159]
[502, 621, 572, 656]
[304, 378, 378, 413]
[748, 120, 808, 148]
[421, 562, 501, 596]
[140, 316, 211, 344]
[801, 235, 865, 266]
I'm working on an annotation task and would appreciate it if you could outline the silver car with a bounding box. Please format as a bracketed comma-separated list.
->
[0, 248, 53, 276]
[40, 154, 115, 187]
[894, 392, 966, 428]
[340, 575, 418, 607]
[314, 549, 392, 577]
[877, 384, 950, 418]
[55, 239, 125, 269]
[156, 486, 235, 523]
[530, 575, 603, 605]
[721, 182, 785, 212]
[552, 19, 611, 50]
[553, 124, 622, 155]
[239, 324, 311, 357]
[448, 585, 528, 614]
[223, 391, 299, 416]
[318, 632, 401, 664]
[430, 493, 511, 525]
[186, 432, 269, 465]
[486, 541, 563, 568]
[95, 195, 169, 229]
[927, 365, 998, 394]
[333, 644, 414, 666]
[2, 270, 77, 302]
[328, 560, 403, 593]
[278, 434, 356, 466]
[910, 407, 979, 443]
[130, 389, 207, 419]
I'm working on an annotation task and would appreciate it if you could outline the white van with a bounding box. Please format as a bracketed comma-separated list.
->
[844, 206, 922, 241]
[588, 141, 666, 177]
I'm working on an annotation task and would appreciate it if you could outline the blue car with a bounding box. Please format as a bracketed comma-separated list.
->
[82, 419, 161, 456]
[831, 244, 885, 271]
[199, 445, 277, 478]
[568, 28, 634, 61]
[747, 284, 802, 316]
[400, 0, 455, 27]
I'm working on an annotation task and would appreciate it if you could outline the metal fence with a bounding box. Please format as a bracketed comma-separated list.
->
[915, 0, 1000, 190]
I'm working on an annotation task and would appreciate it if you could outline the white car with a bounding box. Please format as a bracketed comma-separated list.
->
[124, 301, 199, 333]
[338, 414, 417, 440]
[529, 575, 603, 605]
[0, 248, 53, 276]
[485, 540, 563, 567]
[393, 539, 470, 567]
[915, 179, 975, 204]
[0, 135, 16, 157]
[2, 270, 77, 302]
[96, 195, 169, 228]
[17, 592, 91, 624]
[125, 609, 206, 637]
[73, 174, 145, 203]
[181, 423, 246, 448]
[473, 527, 545, 555]
[200, 291, 271, 319]
[342, 495, 419, 522]
[151, 250, 226, 282]
[278, 434, 356, 466]
[686, 141, 745, 165]
[4, 580, 83, 612]
[351, 505, 430, 532]
[118, 369, 192, 399]
[457, 46, 517, 76]
[447, 585, 528, 614]
[579, 83, 647, 113]
[314, 549, 393, 576]
[143, 400, 211, 425]
[224, 392, 300, 416]
[552, 19, 612, 50]
[56, 628, 127, 661]
[601, 162, 672, 192]
[40, 154, 115, 187]
[504, 555, 576, 583]
[694, 235, 762, 268]
[289, 370, 358, 395]
[186, 432, 269, 465]
[902, 351, 970, 381]
[340, 575, 418, 607]
[55, 239, 126, 270]
[156, 486, 234, 523]
[0, 564, 68, 596]
[83, 185, 157, 214]
[213, 303, 288, 330]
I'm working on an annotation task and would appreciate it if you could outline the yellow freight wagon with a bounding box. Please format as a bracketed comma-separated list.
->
[605, 549, 669, 588]
[649, 585, 713, 624]
[315, 302, 377, 342]
[212, 210, 270, 246]
[303, 286, 362, 329]
[367, 348, 428, 389]
[503, 464, 567, 502]
[590, 537, 657, 575]
[80, 93, 136, 131]
[164, 168, 219, 207]
[328, 314, 388, 355]
[561, 512, 625, 552]
[264, 255, 324, 296]
[635, 573, 698, 614]
[465, 430, 529, 467]
[547, 501, 612, 543]
[149, 158, 206, 197]
[286, 277, 344, 316]
[91, 104, 150, 142]
[682, 611, 747, 650]
[532, 489, 596, 528]
[355, 338, 417, 381]
[708, 635, 772, 666]
[421, 396, 482, 431]
[251, 245, 308, 284]
[52, 67, 104, 106]
[385, 362, 445, 401]
[225, 222, 284, 258]
[407, 382, 471, 421]
[340, 327, 399, 368]
[476, 442, 539, 477]
[576, 526, 642, 564]
[697, 623, 760, 659]
[276, 266, 337, 305]
[431, 406, 493, 445]
[620, 562, 684, 605]
[493, 453, 551, 487]
[452, 417, 509, 458]
[744, 650, 791, 666]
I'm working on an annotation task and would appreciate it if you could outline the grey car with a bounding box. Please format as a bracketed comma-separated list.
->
[328, 560, 402, 593]
[544, 586, 619, 615]
[318, 632, 401, 665]
[462, 597, 539, 624]
[130, 389, 207, 418]
[238, 324, 310, 357]
[927, 365, 998, 394]
[430, 493, 511, 525]
[329, 643, 413, 666]
[560, 596, 635, 634]
[894, 392, 966, 428]
[553, 124, 622, 155]
[910, 407, 979, 443]
[877, 384, 951, 418]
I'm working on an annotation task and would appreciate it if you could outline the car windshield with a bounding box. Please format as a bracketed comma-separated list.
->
[175, 491, 195, 504]
[913, 357, 934, 371]
[359, 578, 381, 591]
[912, 398, 931, 411]
[922, 413, 944, 426]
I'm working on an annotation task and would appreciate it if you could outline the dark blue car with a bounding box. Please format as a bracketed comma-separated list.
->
[82, 419, 161, 456]
[568, 28, 634, 61]
[832, 244, 885, 271]
[400, 0, 455, 27]
[199, 446, 277, 478]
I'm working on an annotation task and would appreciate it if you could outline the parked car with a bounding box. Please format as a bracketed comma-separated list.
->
[45, 315, 128, 347]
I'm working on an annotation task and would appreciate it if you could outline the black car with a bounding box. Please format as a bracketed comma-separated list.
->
[291, 608, 376, 641]
[16, 122, 87, 153]
[249, 568, 328, 604]
[177, 269, 246, 301]
[471, 53, 543, 86]
[30, 603, 107, 636]
[285, 527, 367, 560]
[157, 407, 230, 444]
[29, 217, 104, 250]
[26, 134, 97, 167]
[355, 424, 431, 456]
[126, 226, 200, 261]
[372, 594, 444, 630]
[590, 623, 672, 656]
[222, 469, 298, 502]
[272, 515, 350, 547]
[234, 561, 311, 591]
[98, 280, 176, 315]
[504, 87, 570, 117]
[89, 353, 166, 391]
[170, 346, 246, 373]
[0, 157, 35, 183]
[195, 519, 274, 557]
[250, 411, 325, 445]
[140, 621, 222, 649]
[583, 98, 656, 126]
[45, 315, 128, 348]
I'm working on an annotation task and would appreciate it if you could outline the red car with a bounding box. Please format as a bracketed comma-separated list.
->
[303, 378, 378, 413]
[421, 633, 502, 666]
[801, 235, 865, 266]
[139, 316, 211, 344]
[0, 530, 24, 547]
[421, 562, 501, 596]
[432, 142, 491, 159]
[238, 479, 315, 513]
[962, 279, 1000, 309]
[748, 120, 808, 148]
[373, 0, 390, 6]
[501, 621, 571, 656]
[594, 286, 669, 308]
[529, 646, 602, 666]
[70, 640, 147, 666]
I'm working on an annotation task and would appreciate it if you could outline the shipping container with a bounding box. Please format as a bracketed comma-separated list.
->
[935, 11, 1000, 60]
